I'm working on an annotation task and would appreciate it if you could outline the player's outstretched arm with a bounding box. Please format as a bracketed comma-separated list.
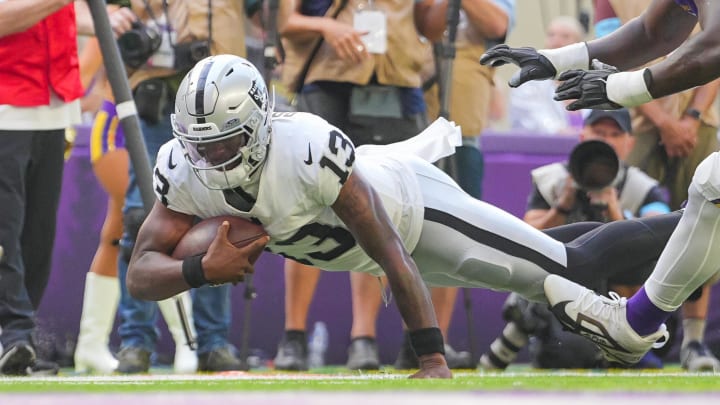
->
[645, 1, 720, 98]
[550, 1, 704, 110]
[584, 0, 695, 71]
[480, 0, 695, 89]
[332, 170, 451, 379]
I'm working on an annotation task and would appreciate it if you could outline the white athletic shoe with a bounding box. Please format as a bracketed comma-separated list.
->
[543, 274, 669, 365]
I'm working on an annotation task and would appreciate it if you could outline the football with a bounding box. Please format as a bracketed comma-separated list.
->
[172, 216, 267, 259]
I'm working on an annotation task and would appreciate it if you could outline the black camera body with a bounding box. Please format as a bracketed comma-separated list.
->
[173, 40, 211, 72]
[117, 20, 162, 69]
[568, 140, 619, 192]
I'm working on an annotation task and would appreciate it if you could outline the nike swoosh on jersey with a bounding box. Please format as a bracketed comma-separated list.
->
[168, 149, 178, 169]
[303, 143, 313, 165]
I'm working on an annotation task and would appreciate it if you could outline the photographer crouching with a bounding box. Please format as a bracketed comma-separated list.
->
[479, 109, 674, 371]
[526, 109, 671, 227]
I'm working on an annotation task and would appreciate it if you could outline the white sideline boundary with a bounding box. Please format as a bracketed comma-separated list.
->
[0, 369, 718, 383]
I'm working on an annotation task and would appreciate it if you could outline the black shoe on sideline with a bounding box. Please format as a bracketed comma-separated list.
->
[30, 358, 60, 376]
[0, 342, 36, 376]
[444, 344, 474, 369]
[116, 346, 151, 374]
[274, 334, 308, 371]
[199, 346, 246, 372]
[346, 337, 380, 370]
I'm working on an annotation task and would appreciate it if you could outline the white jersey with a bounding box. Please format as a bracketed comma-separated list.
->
[154, 112, 424, 276]
[156, 112, 573, 301]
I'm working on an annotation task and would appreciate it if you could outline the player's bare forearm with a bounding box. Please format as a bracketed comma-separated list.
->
[641, 0, 720, 98]
[332, 171, 439, 332]
[127, 202, 195, 301]
[585, 0, 695, 71]
[127, 250, 190, 301]
[648, 33, 720, 98]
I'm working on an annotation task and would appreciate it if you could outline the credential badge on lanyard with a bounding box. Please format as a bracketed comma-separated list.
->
[146, 12, 176, 68]
[353, 0, 387, 54]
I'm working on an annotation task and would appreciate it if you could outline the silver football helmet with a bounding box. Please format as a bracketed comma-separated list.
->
[171, 54, 273, 190]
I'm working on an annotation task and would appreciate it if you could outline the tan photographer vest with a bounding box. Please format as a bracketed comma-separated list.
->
[280, 0, 425, 93]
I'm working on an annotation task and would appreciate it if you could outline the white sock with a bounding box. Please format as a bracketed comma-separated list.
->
[682, 318, 706, 348]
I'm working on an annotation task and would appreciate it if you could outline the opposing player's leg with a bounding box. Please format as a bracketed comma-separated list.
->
[542, 212, 681, 364]
[543, 274, 669, 364]
[545, 153, 720, 364]
[542, 221, 604, 243]
[561, 212, 681, 290]
[640, 192, 720, 316]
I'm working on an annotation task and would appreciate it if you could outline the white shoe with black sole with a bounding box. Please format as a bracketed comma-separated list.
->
[543, 274, 668, 365]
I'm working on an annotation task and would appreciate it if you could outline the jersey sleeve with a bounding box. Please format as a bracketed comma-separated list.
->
[153, 141, 196, 215]
[314, 128, 356, 206]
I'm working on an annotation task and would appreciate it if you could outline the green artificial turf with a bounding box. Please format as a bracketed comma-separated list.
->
[1, 366, 719, 393]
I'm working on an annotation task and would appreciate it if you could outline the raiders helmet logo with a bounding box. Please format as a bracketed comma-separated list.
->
[248, 80, 266, 110]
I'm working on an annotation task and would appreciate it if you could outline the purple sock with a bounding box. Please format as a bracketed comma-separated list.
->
[626, 287, 672, 336]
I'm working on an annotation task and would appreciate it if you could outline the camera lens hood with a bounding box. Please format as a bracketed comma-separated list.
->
[568, 139, 619, 191]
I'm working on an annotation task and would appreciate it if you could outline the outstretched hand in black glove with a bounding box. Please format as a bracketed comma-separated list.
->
[554, 59, 623, 111]
[480, 44, 558, 88]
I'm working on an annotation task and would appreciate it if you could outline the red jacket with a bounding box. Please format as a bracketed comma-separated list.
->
[0, 4, 83, 107]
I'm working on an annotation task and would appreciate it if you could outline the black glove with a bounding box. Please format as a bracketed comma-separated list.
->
[480, 44, 557, 88]
[554, 59, 623, 111]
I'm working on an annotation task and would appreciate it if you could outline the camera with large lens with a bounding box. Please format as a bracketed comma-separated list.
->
[117, 20, 162, 69]
[568, 139, 619, 192]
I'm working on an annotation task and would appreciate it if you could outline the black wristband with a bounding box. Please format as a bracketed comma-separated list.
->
[554, 205, 572, 216]
[408, 327, 445, 357]
[182, 254, 208, 288]
[643, 68, 654, 96]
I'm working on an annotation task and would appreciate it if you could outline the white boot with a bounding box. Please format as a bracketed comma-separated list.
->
[74, 273, 120, 374]
[158, 292, 198, 373]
